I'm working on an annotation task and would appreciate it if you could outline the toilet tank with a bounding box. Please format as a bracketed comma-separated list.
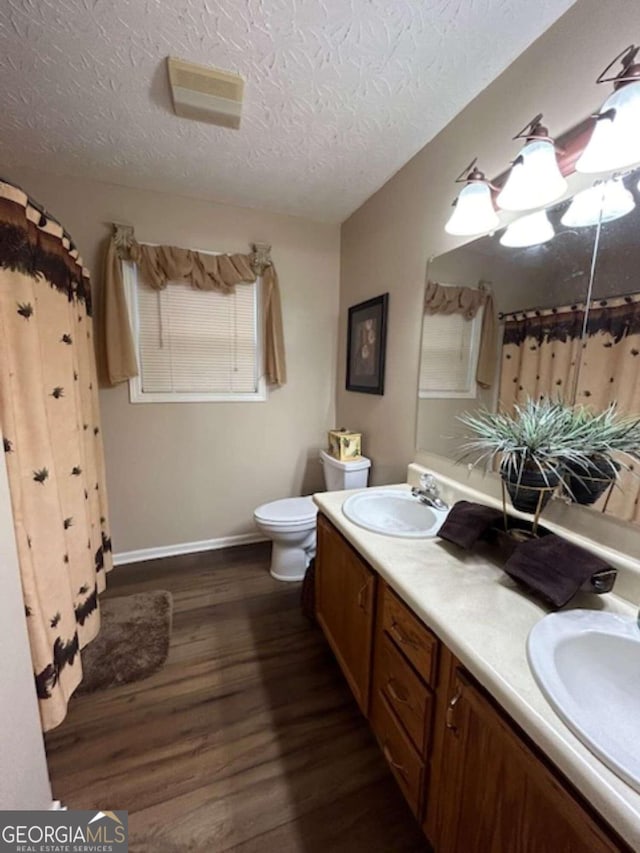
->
[320, 449, 371, 491]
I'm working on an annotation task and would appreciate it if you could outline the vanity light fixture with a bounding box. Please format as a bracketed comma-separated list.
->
[444, 159, 500, 237]
[496, 114, 567, 211]
[499, 210, 555, 248]
[576, 45, 640, 174]
[561, 177, 635, 228]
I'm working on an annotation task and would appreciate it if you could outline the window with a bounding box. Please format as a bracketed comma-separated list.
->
[123, 260, 265, 403]
[418, 309, 483, 399]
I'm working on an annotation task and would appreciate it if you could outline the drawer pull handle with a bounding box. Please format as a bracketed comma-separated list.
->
[357, 581, 369, 610]
[386, 678, 409, 705]
[446, 684, 463, 733]
[383, 743, 408, 779]
[390, 621, 418, 649]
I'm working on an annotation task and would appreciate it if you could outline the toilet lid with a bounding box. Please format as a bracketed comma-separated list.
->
[254, 496, 317, 525]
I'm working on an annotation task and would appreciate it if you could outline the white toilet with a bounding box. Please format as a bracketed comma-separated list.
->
[254, 449, 371, 582]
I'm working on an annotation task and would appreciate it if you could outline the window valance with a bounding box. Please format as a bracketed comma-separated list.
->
[102, 224, 286, 387]
[424, 279, 497, 389]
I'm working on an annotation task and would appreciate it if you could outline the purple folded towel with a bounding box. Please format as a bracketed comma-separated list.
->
[437, 500, 504, 550]
[504, 534, 609, 608]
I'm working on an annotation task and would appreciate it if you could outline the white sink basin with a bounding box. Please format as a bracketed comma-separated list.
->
[342, 488, 448, 538]
[528, 609, 640, 792]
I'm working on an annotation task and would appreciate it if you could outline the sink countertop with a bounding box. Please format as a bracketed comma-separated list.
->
[313, 484, 640, 850]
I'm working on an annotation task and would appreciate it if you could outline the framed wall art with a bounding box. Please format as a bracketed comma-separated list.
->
[346, 293, 388, 395]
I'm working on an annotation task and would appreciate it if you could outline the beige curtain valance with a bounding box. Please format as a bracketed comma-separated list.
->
[103, 225, 286, 387]
[424, 279, 497, 389]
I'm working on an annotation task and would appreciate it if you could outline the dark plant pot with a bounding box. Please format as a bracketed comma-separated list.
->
[564, 456, 618, 506]
[501, 464, 560, 514]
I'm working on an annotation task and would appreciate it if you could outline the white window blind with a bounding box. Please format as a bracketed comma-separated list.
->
[419, 309, 482, 399]
[124, 261, 265, 403]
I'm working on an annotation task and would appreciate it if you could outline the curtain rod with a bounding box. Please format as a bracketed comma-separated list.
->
[138, 238, 223, 256]
[112, 223, 273, 270]
[498, 288, 640, 320]
[0, 174, 76, 248]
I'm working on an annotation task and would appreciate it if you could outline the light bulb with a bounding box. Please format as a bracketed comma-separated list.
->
[499, 210, 555, 248]
[444, 182, 499, 237]
[497, 139, 567, 211]
[561, 179, 635, 227]
[576, 81, 640, 173]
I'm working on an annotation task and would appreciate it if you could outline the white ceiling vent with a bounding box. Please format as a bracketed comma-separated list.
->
[167, 57, 244, 129]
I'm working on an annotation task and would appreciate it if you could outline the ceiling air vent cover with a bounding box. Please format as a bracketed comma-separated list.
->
[167, 57, 244, 129]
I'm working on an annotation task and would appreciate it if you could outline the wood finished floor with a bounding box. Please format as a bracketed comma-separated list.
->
[45, 543, 430, 853]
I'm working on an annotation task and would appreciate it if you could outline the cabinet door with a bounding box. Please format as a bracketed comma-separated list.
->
[315, 514, 376, 715]
[431, 670, 623, 853]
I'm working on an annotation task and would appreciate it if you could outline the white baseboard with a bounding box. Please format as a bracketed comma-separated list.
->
[113, 533, 268, 566]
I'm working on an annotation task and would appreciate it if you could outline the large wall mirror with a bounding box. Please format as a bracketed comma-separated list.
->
[416, 165, 640, 526]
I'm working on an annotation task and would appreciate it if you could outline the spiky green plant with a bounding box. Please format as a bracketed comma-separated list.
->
[557, 403, 640, 479]
[566, 402, 640, 452]
[460, 399, 595, 487]
[458, 398, 640, 492]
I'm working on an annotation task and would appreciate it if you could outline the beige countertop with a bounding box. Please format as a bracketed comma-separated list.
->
[313, 482, 640, 851]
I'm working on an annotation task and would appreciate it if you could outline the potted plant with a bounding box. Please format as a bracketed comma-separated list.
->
[560, 404, 640, 505]
[457, 398, 592, 516]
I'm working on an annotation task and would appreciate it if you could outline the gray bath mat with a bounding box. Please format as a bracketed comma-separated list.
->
[77, 590, 172, 695]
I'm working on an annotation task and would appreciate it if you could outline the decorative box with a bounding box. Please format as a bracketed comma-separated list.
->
[328, 429, 362, 461]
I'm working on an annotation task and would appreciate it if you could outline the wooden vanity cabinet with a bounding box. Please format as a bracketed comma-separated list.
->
[426, 650, 624, 853]
[315, 513, 376, 715]
[315, 515, 629, 852]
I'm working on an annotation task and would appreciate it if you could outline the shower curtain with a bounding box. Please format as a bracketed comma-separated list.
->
[499, 304, 585, 411]
[575, 295, 640, 524]
[0, 180, 113, 730]
[499, 296, 640, 524]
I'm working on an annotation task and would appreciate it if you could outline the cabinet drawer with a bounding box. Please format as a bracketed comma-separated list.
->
[371, 689, 424, 817]
[375, 632, 434, 754]
[382, 587, 438, 686]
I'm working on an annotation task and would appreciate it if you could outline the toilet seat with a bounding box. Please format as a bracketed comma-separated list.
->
[254, 496, 317, 528]
[253, 452, 370, 582]
[253, 496, 317, 583]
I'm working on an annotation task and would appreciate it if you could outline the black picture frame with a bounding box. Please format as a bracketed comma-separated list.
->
[346, 293, 389, 395]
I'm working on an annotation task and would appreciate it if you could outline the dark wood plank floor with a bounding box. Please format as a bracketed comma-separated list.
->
[45, 543, 430, 853]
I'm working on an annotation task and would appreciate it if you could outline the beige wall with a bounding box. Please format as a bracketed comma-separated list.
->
[6, 167, 341, 554]
[338, 0, 640, 485]
[0, 432, 52, 808]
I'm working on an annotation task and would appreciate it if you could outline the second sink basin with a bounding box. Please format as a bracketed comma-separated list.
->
[342, 488, 448, 538]
[528, 609, 640, 793]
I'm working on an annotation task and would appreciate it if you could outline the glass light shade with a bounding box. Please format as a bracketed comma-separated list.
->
[560, 179, 635, 227]
[444, 182, 499, 236]
[499, 210, 555, 248]
[576, 81, 640, 173]
[496, 139, 567, 211]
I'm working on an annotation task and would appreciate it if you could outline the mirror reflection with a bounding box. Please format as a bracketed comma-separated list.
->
[417, 165, 640, 526]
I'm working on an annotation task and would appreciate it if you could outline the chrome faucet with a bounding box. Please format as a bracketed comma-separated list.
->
[411, 474, 449, 511]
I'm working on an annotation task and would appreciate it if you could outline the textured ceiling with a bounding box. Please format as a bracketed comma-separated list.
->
[0, 0, 576, 222]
